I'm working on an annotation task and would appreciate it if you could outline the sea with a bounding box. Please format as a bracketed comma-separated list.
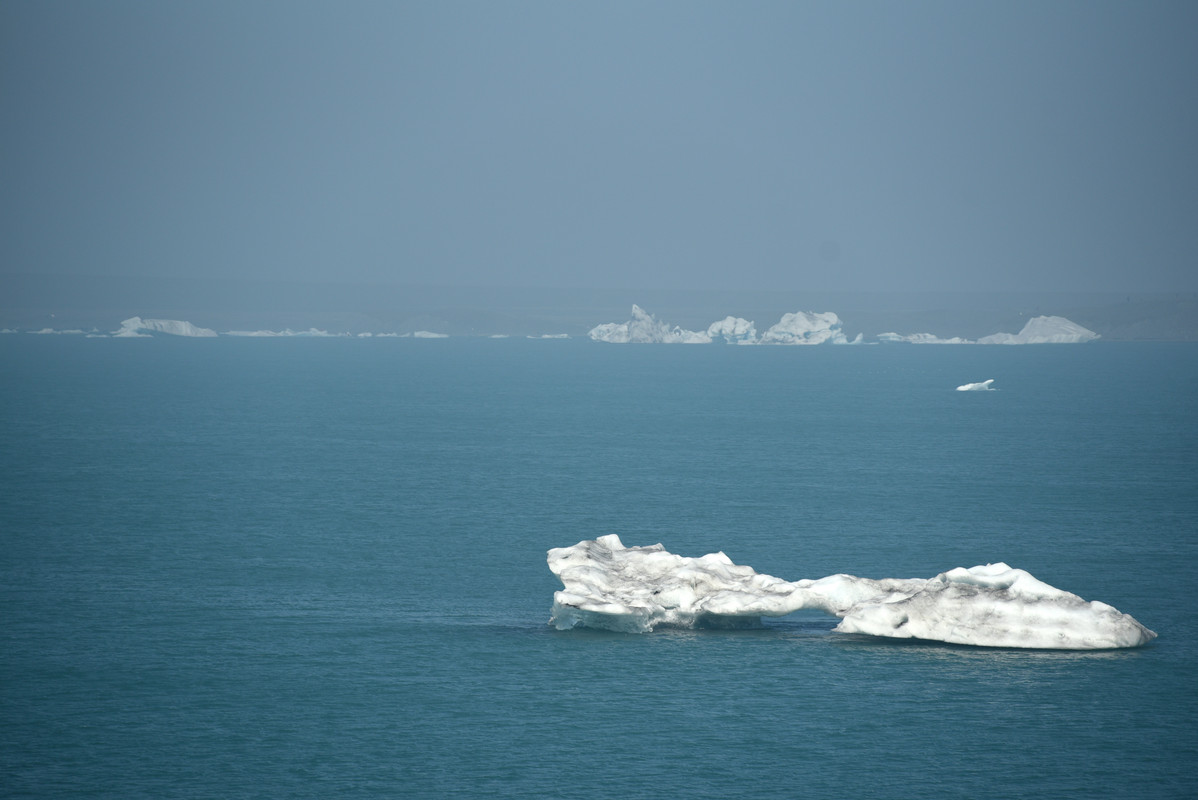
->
[2, 336, 1196, 799]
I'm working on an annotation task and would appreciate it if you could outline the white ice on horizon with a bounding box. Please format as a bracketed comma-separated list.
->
[759, 311, 859, 345]
[115, 317, 218, 337]
[881, 316, 1098, 345]
[588, 305, 712, 344]
[223, 328, 345, 337]
[589, 305, 860, 345]
[707, 316, 757, 344]
[548, 536, 1156, 649]
[878, 331, 972, 344]
[978, 315, 1099, 344]
[956, 379, 995, 391]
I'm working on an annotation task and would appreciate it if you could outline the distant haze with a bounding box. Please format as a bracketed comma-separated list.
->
[2, 1, 1196, 295]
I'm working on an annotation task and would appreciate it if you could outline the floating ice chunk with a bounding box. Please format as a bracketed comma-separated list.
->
[879, 332, 972, 344]
[589, 305, 711, 344]
[836, 563, 1151, 649]
[956, 379, 995, 391]
[223, 328, 343, 337]
[707, 316, 758, 344]
[977, 316, 1099, 345]
[759, 311, 856, 345]
[115, 317, 218, 337]
[547, 537, 1156, 649]
[880, 316, 1097, 345]
[413, 330, 449, 338]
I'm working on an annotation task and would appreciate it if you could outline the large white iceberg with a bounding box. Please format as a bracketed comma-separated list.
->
[977, 315, 1099, 344]
[115, 317, 218, 337]
[706, 316, 757, 344]
[589, 306, 861, 345]
[759, 311, 859, 345]
[588, 305, 712, 343]
[548, 536, 1155, 649]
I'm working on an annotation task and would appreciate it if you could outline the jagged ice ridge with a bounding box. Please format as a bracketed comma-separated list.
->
[548, 536, 1156, 649]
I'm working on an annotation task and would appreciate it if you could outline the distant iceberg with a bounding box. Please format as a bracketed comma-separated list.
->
[977, 316, 1099, 344]
[548, 536, 1156, 649]
[589, 305, 712, 343]
[759, 311, 859, 345]
[878, 332, 972, 345]
[224, 328, 344, 337]
[956, 379, 995, 391]
[412, 330, 449, 338]
[707, 316, 757, 344]
[881, 316, 1098, 345]
[590, 306, 860, 345]
[115, 317, 217, 337]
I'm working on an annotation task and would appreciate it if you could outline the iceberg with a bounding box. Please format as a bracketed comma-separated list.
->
[977, 316, 1099, 344]
[706, 316, 757, 344]
[589, 305, 711, 344]
[760, 311, 858, 345]
[224, 328, 345, 337]
[589, 306, 860, 345]
[956, 379, 995, 391]
[878, 332, 972, 344]
[548, 536, 1156, 649]
[882, 316, 1098, 345]
[115, 317, 218, 337]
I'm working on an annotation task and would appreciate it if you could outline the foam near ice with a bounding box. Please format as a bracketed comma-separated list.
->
[548, 536, 1156, 649]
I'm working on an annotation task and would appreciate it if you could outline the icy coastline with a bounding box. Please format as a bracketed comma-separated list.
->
[548, 536, 1156, 649]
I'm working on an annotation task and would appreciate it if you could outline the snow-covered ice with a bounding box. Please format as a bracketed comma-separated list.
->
[956, 379, 995, 391]
[883, 316, 1098, 345]
[759, 311, 858, 345]
[977, 316, 1099, 344]
[115, 317, 218, 337]
[223, 328, 344, 337]
[548, 536, 1156, 649]
[706, 316, 757, 344]
[589, 305, 712, 344]
[589, 306, 859, 345]
[878, 332, 972, 344]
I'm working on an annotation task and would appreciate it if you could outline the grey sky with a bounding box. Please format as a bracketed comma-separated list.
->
[3, 1, 1195, 294]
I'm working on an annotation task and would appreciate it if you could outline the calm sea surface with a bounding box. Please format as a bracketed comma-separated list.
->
[2, 337, 1196, 798]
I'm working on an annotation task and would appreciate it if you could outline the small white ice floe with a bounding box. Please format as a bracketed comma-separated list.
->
[956, 379, 995, 392]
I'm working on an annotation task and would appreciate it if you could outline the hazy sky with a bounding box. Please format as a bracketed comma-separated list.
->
[2, 1, 1195, 294]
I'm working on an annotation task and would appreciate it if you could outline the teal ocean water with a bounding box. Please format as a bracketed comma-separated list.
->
[2, 337, 1196, 798]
